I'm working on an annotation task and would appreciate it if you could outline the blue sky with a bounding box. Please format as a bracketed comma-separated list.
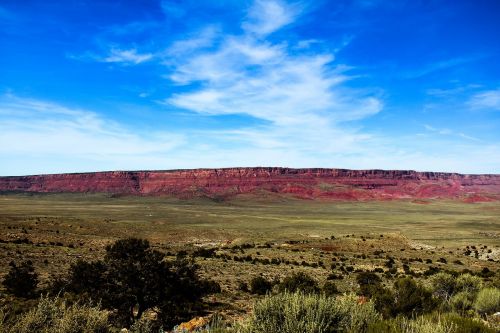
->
[0, 0, 499, 175]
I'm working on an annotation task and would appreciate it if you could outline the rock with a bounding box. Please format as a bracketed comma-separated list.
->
[174, 316, 209, 332]
[0, 168, 498, 201]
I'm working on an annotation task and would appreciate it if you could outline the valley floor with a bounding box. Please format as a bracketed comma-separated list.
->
[0, 193, 498, 321]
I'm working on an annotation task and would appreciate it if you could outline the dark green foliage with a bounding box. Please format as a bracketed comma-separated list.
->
[322, 281, 339, 296]
[369, 277, 437, 319]
[157, 257, 212, 327]
[327, 273, 343, 280]
[2, 260, 38, 298]
[391, 278, 437, 317]
[371, 287, 394, 319]
[192, 247, 216, 258]
[67, 260, 107, 296]
[66, 238, 214, 329]
[200, 279, 222, 294]
[238, 281, 249, 292]
[479, 267, 494, 278]
[278, 271, 319, 294]
[250, 276, 273, 295]
[424, 266, 441, 276]
[366, 320, 400, 333]
[356, 271, 382, 297]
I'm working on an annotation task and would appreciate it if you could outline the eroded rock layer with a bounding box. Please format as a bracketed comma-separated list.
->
[0, 168, 499, 201]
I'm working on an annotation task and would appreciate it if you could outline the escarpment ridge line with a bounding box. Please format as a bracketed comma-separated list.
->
[0, 167, 499, 201]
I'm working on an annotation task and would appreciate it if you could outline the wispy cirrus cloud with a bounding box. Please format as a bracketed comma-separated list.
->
[242, 0, 301, 36]
[403, 55, 485, 79]
[423, 124, 480, 142]
[0, 94, 183, 174]
[68, 47, 154, 65]
[102, 48, 153, 64]
[163, 0, 382, 156]
[165, 26, 218, 56]
[468, 89, 500, 111]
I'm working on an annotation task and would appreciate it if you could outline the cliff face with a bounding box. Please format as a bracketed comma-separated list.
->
[0, 168, 499, 201]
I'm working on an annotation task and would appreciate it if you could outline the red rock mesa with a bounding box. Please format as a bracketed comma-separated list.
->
[0, 168, 499, 201]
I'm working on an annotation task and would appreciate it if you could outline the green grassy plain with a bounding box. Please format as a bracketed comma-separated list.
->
[0, 193, 498, 246]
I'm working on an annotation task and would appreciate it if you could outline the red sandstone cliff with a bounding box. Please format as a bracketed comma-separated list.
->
[0, 168, 499, 201]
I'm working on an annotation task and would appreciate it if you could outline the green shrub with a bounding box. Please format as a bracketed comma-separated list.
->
[3, 295, 109, 333]
[431, 272, 456, 301]
[456, 274, 483, 295]
[367, 315, 456, 333]
[474, 288, 500, 315]
[129, 316, 157, 333]
[356, 272, 382, 298]
[241, 291, 379, 333]
[336, 293, 381, 332]
[392, 278, 437, 317]
[2, 261, 39, 298]
[440, 312, 495, 333]
[278, 271, 319, 294]
[450, 291, 474, 313]
[371, 278, 436, 319]
[249, 276, 273, 295]
[322, 281, 339, 296]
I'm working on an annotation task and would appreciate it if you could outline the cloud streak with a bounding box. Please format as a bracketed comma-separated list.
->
[0, 95, 183, 174]
[468, 89, 500, 111]
[103, 48, 153, 64]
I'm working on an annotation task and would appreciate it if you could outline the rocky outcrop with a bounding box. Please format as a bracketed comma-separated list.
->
[0, 168, 499, 201]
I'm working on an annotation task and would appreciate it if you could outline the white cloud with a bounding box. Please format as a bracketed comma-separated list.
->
[423, 124, 480, 142]
[468, 89, 500, 111]
[103, 48, 153, 64]
[296, 39, 319, 49]
[163, 0, 382, 158]
[166, 26, 218, 56]
[242, 0, 300, 36]
[0, 95, 183, 174]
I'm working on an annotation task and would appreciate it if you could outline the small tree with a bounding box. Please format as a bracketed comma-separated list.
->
[103, 238, 170, 325]
[67, 238, 214, 329]
[2, 260, 38, 298]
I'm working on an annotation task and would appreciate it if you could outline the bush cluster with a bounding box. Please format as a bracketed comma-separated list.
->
[240, 291, 379, 333]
